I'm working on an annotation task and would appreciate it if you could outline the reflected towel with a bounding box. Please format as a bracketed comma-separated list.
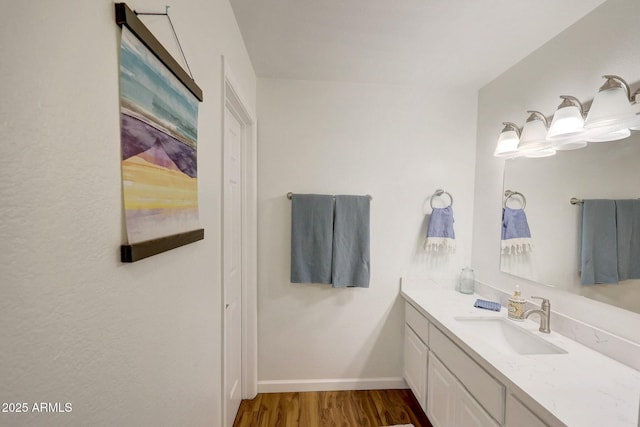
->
[425, 206, 456, 252]
[580, 200, 618, 285]
[615, 199, 640, 281]
[290, 194, 334, 284]
[332, 195, 370, 288]
[501, 207, 533, 254]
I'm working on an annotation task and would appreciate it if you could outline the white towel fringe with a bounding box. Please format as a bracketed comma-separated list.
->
[425, 237, 456, 253]
[501, 238, 533, 255]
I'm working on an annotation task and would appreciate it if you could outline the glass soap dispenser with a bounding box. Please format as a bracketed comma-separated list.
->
[458, 267, 475, 294]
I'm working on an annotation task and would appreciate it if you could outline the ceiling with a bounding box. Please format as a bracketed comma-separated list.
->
[230, 0, 606, 88]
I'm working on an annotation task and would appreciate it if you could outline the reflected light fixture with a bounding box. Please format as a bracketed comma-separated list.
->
[547, 96, 588, 150]
[518, 111, 556, 157]
[584, 75, 640, 141]
[494, 122, 521, 158]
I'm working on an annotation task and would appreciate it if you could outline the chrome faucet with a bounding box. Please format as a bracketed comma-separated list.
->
[523, 296, 551, 333]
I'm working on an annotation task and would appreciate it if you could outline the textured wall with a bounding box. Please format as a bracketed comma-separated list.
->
[0, 1, 255, 426]
[256, 78, 477, 389]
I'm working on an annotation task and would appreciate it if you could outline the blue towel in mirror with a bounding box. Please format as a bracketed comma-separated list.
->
[615, 199, 640, 281]
[580, 200, 618, 285]
[501, 207, 532, 254]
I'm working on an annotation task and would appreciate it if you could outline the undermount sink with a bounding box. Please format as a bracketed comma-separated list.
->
[454, 317, 567, 355]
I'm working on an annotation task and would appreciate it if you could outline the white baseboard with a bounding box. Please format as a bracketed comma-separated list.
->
[258, 377, 407, 393]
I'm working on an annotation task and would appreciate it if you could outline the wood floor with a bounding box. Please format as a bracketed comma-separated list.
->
[233, 389, 433, 427]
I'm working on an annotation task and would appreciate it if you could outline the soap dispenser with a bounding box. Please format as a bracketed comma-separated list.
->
[508, 285, 525, 321]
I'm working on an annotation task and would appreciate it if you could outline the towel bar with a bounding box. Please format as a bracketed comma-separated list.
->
[570, 197, 584, 205]
[570, 197, 640, 205]
[287, 192, 372, 200]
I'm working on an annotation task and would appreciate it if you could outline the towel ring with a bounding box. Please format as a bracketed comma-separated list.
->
[504, 190, 526, 209]
[430, 189, 453, 209]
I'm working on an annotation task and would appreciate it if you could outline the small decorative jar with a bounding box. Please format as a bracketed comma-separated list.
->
[458, 267, 475, 294]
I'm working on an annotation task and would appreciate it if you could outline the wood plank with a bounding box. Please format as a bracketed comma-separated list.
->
[299, 391, 320, 427]
[257, 393, 284, 427]
[371, 389, 432, 427]
[350, 390, 383, 427]
[233, 394, 262, 427]
[279, 392, 300, 427]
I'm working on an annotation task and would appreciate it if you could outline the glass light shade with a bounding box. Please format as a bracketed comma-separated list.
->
[525, 148, 556, 158]
[584, 86, 637, 131]
[547, 105, 585, 140]
[494, 129, 520, 157]
[630, 100, 640, 130]
[494, 122, 521, 158]
[586, 127, 630, 142]
[552, 138, 588, 151]
[518, 118, 551, 153]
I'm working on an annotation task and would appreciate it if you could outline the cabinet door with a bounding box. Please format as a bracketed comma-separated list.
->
[455, 383, 501, 427]
[506, 394, 548, 427]
[404, 324, 428, 411]
[427, 352, 456, 427]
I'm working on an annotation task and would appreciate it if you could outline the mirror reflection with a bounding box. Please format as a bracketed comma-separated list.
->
[501, 133, 640, 314]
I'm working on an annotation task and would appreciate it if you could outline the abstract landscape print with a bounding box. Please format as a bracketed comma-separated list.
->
[119, 27, 200, 244]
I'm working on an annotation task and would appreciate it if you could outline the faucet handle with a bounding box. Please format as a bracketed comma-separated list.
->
[531, 296, 550, 307]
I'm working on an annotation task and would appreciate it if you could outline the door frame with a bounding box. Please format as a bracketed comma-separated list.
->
[221, 56, 258, 425]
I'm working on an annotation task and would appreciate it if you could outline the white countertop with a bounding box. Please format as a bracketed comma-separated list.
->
[401, 288, 640, 427]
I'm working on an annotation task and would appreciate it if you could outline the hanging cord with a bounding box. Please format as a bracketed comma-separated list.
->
[135, 6, 194, 79]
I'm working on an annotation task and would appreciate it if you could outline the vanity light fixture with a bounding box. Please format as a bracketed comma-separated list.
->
[492, 73, 640, 159]
[584, 75, 640, 141]
[494, 122, 521, 158]
[518, 111, 556, 157]
[547, 96, 588, 150]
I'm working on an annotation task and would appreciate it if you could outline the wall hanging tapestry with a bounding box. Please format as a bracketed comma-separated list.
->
[115, 3, 204, 262]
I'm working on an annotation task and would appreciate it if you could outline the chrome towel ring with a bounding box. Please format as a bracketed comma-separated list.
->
[430, 189, 453, 209]
[504, 190, 526, 209]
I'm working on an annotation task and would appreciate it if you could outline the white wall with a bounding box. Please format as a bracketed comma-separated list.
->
[257, 78, 477, 390]
[472, 0, 640, 345]
[0, 1, 255, 426]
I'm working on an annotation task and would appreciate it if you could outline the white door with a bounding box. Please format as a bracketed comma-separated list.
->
[223, 105, 243, 427]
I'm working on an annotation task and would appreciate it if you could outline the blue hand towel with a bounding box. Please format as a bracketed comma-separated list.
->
[501, 207, 533, 254]
[290, 194, 334, 284]
[580, 200, 618, 285]
[332, 195, 370, 288]
[425, 206, 456, 252]
[615, 199, 640, 281]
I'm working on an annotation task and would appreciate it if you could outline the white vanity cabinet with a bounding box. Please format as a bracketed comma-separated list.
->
[402, 288, 640, 427]
[404, 301, 505, 427]
[426, 352, 455, 427]
[426, 335, 502, 427]
[505, 394, 547, 427]
[403, 302, 429, 411]
[455, 381, 501, 427]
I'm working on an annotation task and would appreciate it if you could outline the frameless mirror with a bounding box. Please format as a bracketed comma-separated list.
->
[501, 132, 640, 314]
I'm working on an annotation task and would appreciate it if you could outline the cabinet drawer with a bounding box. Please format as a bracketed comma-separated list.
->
[405, 302, 429, 344]
[429, 324, 505, 424]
